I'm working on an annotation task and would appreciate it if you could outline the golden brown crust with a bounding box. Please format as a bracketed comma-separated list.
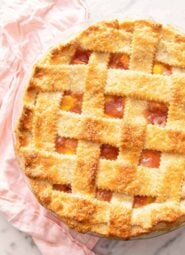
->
[15, 19, 185, 239]
[129, 20, 161, 73]
[105, 70, 171, 103]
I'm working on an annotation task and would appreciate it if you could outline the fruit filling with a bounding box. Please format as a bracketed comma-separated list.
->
[96, 189, 112, 202]
[71, 49, 91, 64]
[100, 144, 119, 160]
[133, 196, 155, 208]
[145, 102, 168, 127]
[61, 91, 83, 114]
[152, 62, 172, 75]
[140, 150, 161, 168]
[55, 136, 77, 154]
[53, 184, 72, 193]
[109, 53, 129, 69]
[104, 95, 124, 118]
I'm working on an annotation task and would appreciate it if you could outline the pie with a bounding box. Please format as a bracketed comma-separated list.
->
[15, 19, 185, 239]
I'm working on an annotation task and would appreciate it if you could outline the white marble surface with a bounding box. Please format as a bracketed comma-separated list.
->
[1, 207, 185, 255]
[0, 212, 41, 255]
[1, 0, 185, 254]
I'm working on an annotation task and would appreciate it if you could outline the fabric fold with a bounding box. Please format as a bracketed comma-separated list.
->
[0, 1, 98, 254]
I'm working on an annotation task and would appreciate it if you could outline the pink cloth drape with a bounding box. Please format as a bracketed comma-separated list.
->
[0, 1, 99, 254]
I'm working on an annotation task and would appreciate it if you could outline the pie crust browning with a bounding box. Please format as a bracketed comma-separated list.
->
[15, 19, 185, 239]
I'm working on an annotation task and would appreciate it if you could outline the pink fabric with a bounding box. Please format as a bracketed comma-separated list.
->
[0, 1, 99, 254]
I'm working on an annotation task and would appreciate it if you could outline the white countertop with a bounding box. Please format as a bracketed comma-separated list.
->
[1, 209, 185, 255]
[1, 0, 185, 254]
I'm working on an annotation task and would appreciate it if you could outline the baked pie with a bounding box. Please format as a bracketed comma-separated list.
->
[15, 19, 185, 239]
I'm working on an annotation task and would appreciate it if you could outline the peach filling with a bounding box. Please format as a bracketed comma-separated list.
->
[133, 196, 155, 208]
[61, 91, 83, 114]
[109, 53, 129, 69]
[100, 144, 119, 160]
[53, 184, 71, 193]
[104, 95, 124, 118]
[71, 49, 91, 64]
[153, 62, 172, 75]
[140, 150, 161, 168]
[96, 189, 112, 202]
[55, 136, 77, 154]
[145, 102, 168, 127]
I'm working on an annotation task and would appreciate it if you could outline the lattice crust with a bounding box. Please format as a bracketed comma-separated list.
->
[15, 19, 185, 239]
